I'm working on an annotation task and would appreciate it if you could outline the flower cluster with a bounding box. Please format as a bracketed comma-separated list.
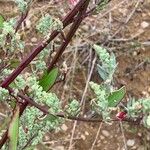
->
[93, 44, 117, 83]
[127, 98, 150, 128]
[14, 0, 28, 12]
[18, 107, 62, 149]
[89, 45, 117, 121]
[14, 75, 26, 90]
[96, 0, 110, 12]
[31, 60, 47, 73]
[89, 81, 110, 121]
[0, 67, 62, 148]
[65, 99, 80, 116]
[0, 69, 14, 81]
[0, 18, 25, 53]
[26, 75, 61, 114]
[36, 14, 63, 36]
[0, 87, 9, 102]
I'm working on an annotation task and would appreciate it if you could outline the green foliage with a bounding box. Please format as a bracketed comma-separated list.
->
[35, 60, 46, 71]
[31, 60, 47, 73]
[65, 99, 80, 116]
[10, 33, 25, 52]
[89, 45, 119, 121]
[96, 0, 110, 12]
[14, 0, 28, 12]
[90, 45, 150, 126]
[8, 105, 20, 150]
[127, 98, 150, 128]
[38, 48, 50, 60]
[0, 1, 150, 149]
[0, 68, 62, 148]
[39, 67, 59, 91]
[0, 69, 13, 77]
[0, 87, 9, 102]
[36, 14, 53, 35]
[93, 44, 117, 82]
[108, 86, 126, 107]
[30, 47, 51, 74]
[90, 81, 126, 120]
[14, 75, 26, 90]
[90, 82, 110, 120]
[127, 98, 142, 118]
[2, 18, 16, 34]
[18, 107, 62, 149]
[0, 52, 61, 148]
[25, 75, 61, 114]
[30, 48, 51, 74]
[0, 18, 25, 53]
[36, 14, 63, 36]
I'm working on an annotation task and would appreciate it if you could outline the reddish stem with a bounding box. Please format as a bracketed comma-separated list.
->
[0, 0, 113, 148]
[0, 0, 89, 148]
[0, 0, 87, 88]
[47, 0, 90, 72]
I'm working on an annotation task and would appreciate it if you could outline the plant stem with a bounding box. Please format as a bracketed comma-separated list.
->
[47, 0, 90, 72]
[0, 0, 89, 148]
[0, 0, 86, 88]
[15, 10, 29, 33]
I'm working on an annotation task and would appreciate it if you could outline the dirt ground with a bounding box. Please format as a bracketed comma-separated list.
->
[0, 0, 150, 150]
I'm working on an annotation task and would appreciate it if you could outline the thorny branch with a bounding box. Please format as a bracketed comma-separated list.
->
[0, 0, 87, 88]
[0, 0, 89, 147]
[0, 0, 113, 148]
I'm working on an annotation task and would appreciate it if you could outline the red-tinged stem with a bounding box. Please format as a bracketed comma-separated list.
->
[1, 33, 56, 88]
[0, 0, 86, 88]
[0, 1, 89, 148]
[47, 0, 90, 72]
[63, 0, 89, 26]
[8, 87, 143, 124]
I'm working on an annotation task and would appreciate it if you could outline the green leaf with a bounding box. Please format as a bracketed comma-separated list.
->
[108, 86, 126, 107]
[0, 14, 4, 29]
[39, 67, 58, 91]
[8, 105, 20, 150]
